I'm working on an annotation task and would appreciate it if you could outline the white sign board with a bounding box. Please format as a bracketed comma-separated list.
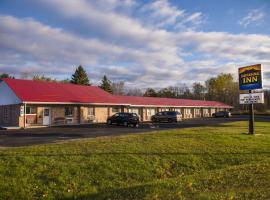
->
[20, 106, 24, 116]
[240, 92, 264, 104]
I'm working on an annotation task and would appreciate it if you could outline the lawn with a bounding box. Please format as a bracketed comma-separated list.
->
[0, 121, 270, 199]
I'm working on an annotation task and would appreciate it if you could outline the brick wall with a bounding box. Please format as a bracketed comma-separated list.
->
[95, 106, 109, 123]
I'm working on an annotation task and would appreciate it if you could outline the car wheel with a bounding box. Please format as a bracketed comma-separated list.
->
[107, 120, 112, 125]
[134, 123, 139, 128]
[123, 121, 128, 127]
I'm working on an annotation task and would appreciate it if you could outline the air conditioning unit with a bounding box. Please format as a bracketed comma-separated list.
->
[88, 115, 96, 122]
[65, 117, 73, 124]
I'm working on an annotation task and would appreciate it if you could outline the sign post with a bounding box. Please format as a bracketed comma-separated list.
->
[238, 64, 263, 135]
[248, 90, 254, 135]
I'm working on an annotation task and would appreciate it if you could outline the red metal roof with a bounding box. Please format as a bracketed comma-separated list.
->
[115, 95, 232, 108]
[1, 78, 232, 108]
[2, 78, 122, 104]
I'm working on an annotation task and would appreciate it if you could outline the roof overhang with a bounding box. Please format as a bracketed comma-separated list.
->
[129, 104, 232, 108]
[23, 101, 130, 106]
[22, 101, 232, 108]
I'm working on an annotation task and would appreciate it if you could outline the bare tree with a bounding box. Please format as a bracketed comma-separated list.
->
[20, 71, 32, 79]
[32, 74, 57, 82]
[126, 88, 143, 96]
[192, 82, 206, 100]
[111, 81, 125, 95]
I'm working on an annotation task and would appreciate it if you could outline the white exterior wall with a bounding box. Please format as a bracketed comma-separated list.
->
[0, 81, 21, 105]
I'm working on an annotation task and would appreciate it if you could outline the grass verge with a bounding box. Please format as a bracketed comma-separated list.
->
[0, 121, 269, 199]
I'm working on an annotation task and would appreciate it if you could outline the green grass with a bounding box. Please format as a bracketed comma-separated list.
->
[0, 121, 270, 199]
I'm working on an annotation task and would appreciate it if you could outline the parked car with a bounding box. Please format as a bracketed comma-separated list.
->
[212, 111, 231, 118]
[151, 111, 182, 123]
[107, 112, 140, 127]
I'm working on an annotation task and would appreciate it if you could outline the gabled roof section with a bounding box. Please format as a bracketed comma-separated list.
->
[2, 78, 122, 104]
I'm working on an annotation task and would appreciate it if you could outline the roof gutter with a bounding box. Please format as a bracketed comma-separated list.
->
[23, 101, 131, 106]
[23, 101, 232, 108]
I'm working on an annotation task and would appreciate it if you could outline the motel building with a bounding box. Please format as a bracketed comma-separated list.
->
[0, 78, 232, 128]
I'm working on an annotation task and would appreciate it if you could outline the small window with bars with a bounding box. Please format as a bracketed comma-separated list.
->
[112, 107, 121, 113]
[65, 107, 74, 117]
[26, 107, 37, 115]
[88, 107, 94, 116]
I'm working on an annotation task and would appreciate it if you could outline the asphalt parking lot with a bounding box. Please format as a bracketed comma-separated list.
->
[0, 115, 269, 147]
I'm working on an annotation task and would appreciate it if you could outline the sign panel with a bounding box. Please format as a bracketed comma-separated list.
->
[239, 92, 264, 104]
[239, 64, 263, 90]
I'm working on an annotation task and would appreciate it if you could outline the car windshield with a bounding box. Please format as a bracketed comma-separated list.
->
[167, 112, 176, 116]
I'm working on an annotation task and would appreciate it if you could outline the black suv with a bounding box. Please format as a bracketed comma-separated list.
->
[151, 111, 182, 123]
[212, 111, 231, 118]
[107, 112, 140, 127]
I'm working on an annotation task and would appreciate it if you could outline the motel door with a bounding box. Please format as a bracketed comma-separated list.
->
[43, 107, 51, 125]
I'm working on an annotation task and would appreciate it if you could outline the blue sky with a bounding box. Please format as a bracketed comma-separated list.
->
[0, 0, 269, 88]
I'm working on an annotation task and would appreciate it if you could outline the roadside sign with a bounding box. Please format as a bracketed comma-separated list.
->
[239, 92, 264, 104]
[239, 64, 263, 90]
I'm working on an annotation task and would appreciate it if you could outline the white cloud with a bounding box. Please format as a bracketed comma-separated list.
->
[0, 15, 184, 87]
[238, 8, 265, 28]
[178, 31, 270, 61]
[140, 0, 184, 27]
[0, 1, 270, 89]
[139, 0, 204, 30]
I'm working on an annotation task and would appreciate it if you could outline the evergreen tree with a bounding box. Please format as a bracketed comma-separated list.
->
[0, 73, 14, 79]
[99, 75, 112, 93]
[143, 88, 157, 97]
[71, 65, 90, 85]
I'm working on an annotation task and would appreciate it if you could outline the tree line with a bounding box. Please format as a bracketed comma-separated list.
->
[1, 65, 269, 111]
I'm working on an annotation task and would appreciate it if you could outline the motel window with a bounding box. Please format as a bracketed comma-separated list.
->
[88, 107, 94, 116]
[174, 108, 181, 113]
[65, 107, 74, 117]
[184, 109, 191, 115]
[195, 109, 201, 114]
[203, 109, 209, 114]
[129, 108, 139, 115]
[160, 108, 169, 111]
[146, 108, 155, 116]
[112, 107, 121, 113]
[26, 106, 37, 115]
